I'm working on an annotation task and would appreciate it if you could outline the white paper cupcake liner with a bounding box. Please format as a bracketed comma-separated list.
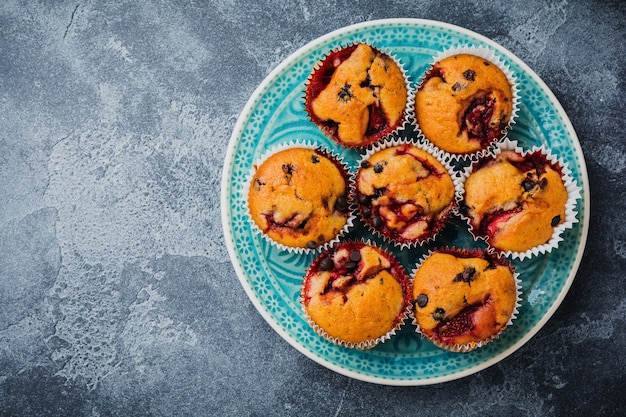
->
[304, 41, 415, 149]
[353, 136, 464, 250]
[412, 45, 520, 163]
[409, 246, 522, 352]
[456, 138, 582, 261]
[300, 239, 412, 350]
[245, 140, 355, 254]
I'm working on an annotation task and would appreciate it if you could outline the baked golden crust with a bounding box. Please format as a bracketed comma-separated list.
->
[416, 54, 513, 154]
[303, 242, 409, 345]
[412, 251, 517, 348]
[306, 43, 407, 147]
[248, 148, 349, 249]
[463, 150, 568, 252]
[356, 144, 455, 243]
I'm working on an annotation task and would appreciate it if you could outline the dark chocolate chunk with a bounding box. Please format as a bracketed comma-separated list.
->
[335, 196, 348, 212]
[282, 164, 294, 175]
[551, 215, 561, 227]
[338, 83, 353, 101]
[416, 294, 428, 308]
[360, 160, 371, 169]
[345, 261, 357, 272]
[433, 308, 446, 321]
[373, 163, 384, 173]
[306, 240, 317, 249]
[358, 194, 370, 205]
[540, 177, 548, 189]
[522, 178, 536, 192]
[311, 155, 320, 164]
[349, 250, 361, 262]
[463, 69, 476, 81]
[319, 257, 334, 271]
[453, 266, 477, 284]
[452, 82, 463, 92]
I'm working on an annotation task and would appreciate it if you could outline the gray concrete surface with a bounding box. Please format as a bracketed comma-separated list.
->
[1, 0, 624, 415]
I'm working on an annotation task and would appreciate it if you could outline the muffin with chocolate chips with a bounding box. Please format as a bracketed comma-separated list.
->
[415, 53, 515, 155]
[301, 241, 411, 349]
[412, 248, 519, 352]
[355, 142, 456, 246]
[248, 147, 352, 251]
[305, 43, 409, 147]
[460, 147, 569, 255]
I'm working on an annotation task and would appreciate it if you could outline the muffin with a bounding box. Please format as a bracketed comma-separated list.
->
[460, 147, 569, 254]
[412, 249, 519, 352]
[248, 146, 351, 251]
[355, 142, 456, 246]
[415, 52, 514, 155]
[305, 43, 409, 147]
[302, 241, 411, 349]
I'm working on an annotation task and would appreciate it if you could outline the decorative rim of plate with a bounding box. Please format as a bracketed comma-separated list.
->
[220, 18, 590, 386]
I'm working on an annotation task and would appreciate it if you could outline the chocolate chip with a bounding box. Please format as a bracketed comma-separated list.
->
[453, 266, 477, 283]
[452, 82, 463, 92]
[463, 69, 476, 81]
[540, 177, 548, 189]
[319, 257, 334, 271]
[345, 261, 357, 272]
[282, 164, 294, 175]
[416, 294, 428, 308]
[311, 155, 320, 164]
[361, 207, 371, 217]
[372, 216, 384, 228]
[338, 83, 352, 101]
[522, 178, 536, 192]
[358, 194, 370, 205]
[335, 196, 348, 212]
[306, 241, 317, 249]
[360, 160, 371, 169]
[551, 215, 561, 227]
[433, 308, 445, 321]
[349, 250, 361, 262]
[373, 163, 384, 173]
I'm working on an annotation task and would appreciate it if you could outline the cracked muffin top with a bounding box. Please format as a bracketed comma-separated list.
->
[248, 147, 350, 250]
[412, 250, 517, 351]
[302, 241, 410, 348]
[355, 143, 455, 245]
[305, 43, 408, 147]
[415, 53, 513, 155]
[461, 150, 568, 253]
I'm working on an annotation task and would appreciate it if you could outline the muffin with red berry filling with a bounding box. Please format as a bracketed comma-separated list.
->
[460, 143, 572, 257]
[305, 43, 409, 147]
[412, 248, 519, 352]
[415, 51, 515, 156]
[301, 241, 411, 349]
[248, 146, 352, 252]
[355, 141, 457, 247]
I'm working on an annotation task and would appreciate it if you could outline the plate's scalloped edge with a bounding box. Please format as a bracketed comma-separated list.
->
[220, 18, 591, 386]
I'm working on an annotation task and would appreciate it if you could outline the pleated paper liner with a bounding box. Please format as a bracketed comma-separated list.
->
[245, 140, 355, 254]
[456, 138, 582, 261]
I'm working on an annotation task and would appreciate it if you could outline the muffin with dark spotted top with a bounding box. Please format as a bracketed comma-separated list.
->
[412, 248, 519, 352]
[415, 53, 514, 155]
[355, 142, 456, 246]
[248, 146, 352, 251]
[305, 43, 409, 147]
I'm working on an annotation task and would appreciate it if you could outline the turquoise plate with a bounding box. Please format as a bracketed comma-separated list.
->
[221, 19, 590, 385]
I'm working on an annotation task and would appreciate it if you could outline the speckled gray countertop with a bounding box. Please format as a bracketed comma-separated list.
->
[1, 1, 625, 416]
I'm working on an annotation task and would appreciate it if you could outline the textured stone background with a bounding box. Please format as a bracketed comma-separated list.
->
[1, 0, 624, 416]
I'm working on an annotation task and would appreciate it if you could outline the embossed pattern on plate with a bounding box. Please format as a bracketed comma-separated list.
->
[221, 19, 589, 385]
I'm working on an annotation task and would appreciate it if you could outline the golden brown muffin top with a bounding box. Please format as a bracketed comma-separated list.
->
[412, 251, 517, 348]
[356, 144, 455, 242]
[248, 148, 349, 249]
[416, 54, 513, 154]
[303, 243, 408, 345]
[308, 43, 407, 147]
[463, 150, 568, 252]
